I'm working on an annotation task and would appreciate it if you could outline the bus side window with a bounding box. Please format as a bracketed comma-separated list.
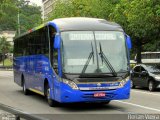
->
[49, 26, 58, 74]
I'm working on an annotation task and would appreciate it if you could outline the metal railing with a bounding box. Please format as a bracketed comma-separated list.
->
[0, 103, 49, 120]
[0, 66, 13, 70]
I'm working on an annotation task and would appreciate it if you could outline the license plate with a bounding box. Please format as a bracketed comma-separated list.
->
[94, 92, 105, 97]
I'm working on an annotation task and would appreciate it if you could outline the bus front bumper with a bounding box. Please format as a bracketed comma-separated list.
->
[58, 81, 130, 103]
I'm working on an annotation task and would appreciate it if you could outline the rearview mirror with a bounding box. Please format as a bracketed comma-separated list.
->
[126, 35, 132, 50]
[54, 34, 61, 49]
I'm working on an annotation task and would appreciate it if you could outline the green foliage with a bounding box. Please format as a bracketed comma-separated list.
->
[48, 0, 118, 20]
[0, 0, 42, 34]
[143, 40, 160, 52]
[0, 37, 11, 54]
[110, 0, 160, 40]
[9, 45, 13, 53]
[0, 0, 17, 30]
[110, 0, 160, 62]
[49, 0, 160, 63]
[0, 37, 12, 66]
[18, 1, 42, 33]
[0, 58, 13, 67]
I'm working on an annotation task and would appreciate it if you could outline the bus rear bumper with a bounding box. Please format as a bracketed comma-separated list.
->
[58, 81, 130, 103]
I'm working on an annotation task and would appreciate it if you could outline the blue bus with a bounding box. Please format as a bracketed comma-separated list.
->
[13, 17, 132, 106]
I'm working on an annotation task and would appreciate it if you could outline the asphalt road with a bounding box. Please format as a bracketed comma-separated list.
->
[0, 71, 160, 120]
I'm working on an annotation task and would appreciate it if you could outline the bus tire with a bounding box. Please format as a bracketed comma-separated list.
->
[22, 77, 30, 95]
[45, 83, 58, 107]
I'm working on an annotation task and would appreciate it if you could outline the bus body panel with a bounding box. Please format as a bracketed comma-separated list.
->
[14, 55, 54, 93]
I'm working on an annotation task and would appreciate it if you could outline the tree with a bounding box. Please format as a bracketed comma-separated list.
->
[0, 0, 42, 34]
[17, 0, 42, 33]
[48, 0, 118, 21]
[0, 37, 11, 66]
[0, 0, 17, 31]
[110, 0, 160, 63]
[48, 0, 160, 63]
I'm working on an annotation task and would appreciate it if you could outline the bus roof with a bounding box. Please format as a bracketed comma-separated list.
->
[141, 52, 160, 54]
[15, 17, 124, 40]
[52, 17, 123, 31]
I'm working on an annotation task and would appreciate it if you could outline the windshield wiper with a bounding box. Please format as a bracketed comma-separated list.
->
[99, 42, 117, 76]
[81, 42, 94, 74]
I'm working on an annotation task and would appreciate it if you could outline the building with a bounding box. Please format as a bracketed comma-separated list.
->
[0, 31, 16, 45]
[42, 0, 54, 20]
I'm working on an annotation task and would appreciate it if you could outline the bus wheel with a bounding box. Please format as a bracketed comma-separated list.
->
[45, 84, 58, 107]
[148, 81, 155, 92]
[22, 78, 30, 95]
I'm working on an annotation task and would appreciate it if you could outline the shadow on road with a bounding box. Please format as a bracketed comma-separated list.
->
[57, 103, 127, 113]
[16, 90, 126, 113]
[132, 87, 160, 92]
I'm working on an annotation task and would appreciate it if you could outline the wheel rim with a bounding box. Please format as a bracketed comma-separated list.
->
[149, 81, 153, 91]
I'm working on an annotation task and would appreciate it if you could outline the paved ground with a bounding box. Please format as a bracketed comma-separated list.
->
[0, 71, 160, 120]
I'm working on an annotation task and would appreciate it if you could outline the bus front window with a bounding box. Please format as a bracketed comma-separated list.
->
[61, 31, 128, 75]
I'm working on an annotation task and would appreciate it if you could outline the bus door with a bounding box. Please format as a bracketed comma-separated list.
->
[52, 44, 60, 100]
[49, 26, 61, 100]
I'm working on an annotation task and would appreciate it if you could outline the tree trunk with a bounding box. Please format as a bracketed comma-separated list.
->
[136, 39, 142, 64]
[2, 54, 5, 66]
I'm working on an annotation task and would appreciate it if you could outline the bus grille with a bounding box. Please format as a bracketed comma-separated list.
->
[76, 78, 120, 83]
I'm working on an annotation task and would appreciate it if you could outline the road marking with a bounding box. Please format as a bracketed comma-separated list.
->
[132, 89, 160, 97]
[115, 100, 160, 112]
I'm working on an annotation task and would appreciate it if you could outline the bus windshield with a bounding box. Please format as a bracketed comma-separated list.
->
[61, 31, 128, 74]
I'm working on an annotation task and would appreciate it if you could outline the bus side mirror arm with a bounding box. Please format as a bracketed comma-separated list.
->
[54, 34, 61, 49]
[126, 35, 132, 50]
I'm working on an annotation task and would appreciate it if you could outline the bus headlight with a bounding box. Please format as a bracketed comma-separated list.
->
[63, 79, 79, 90]
[119, 77, 130, 87]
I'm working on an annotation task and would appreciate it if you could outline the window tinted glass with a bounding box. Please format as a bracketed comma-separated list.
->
[134, 66, 141, 72]
[141, 66, 146, 72]
[14, 26, 49, 57]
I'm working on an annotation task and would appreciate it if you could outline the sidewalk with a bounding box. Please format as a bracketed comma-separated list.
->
[0, 110, 16, 120]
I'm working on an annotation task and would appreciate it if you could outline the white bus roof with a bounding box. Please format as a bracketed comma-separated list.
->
[141, 52, 160, 54]
[142, 59, 160, 63]
[130, 59, 160, 64]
